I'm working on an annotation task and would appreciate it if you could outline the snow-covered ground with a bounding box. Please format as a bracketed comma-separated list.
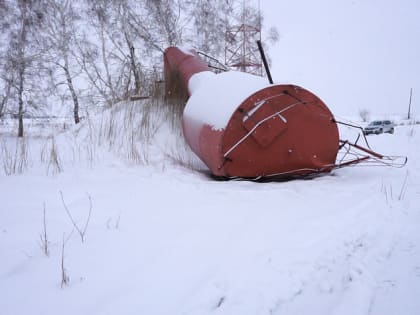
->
[1, 102, 419, 315]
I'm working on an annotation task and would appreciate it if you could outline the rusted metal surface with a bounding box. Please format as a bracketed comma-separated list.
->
[339, 140, 384, 159]
[164, 46, 341, 179]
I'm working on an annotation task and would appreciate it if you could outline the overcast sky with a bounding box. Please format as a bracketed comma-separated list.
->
[262, 0, 420, 117]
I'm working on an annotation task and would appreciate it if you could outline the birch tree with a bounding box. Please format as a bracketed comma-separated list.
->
[0, 0, 46, 137]
[44, 0, 81, 124]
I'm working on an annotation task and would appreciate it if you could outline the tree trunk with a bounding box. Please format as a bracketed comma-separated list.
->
[99, 26, 116, 105]
[17, 3, 27, 138]
[64, 58, 80, 124]
[124, 30, 141, 94]
[130, 45, 141, 94]
[0, 83, 11, 118]
[18, 68, 24, 137]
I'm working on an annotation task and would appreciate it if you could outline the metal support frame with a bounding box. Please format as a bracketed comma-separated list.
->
[225, 23, 262, 75]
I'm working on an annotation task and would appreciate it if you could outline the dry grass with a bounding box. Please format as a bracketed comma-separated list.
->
[41, 136, 62, 175]
[1, 138, 29, 175]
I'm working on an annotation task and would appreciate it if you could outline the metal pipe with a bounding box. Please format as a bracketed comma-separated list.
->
[257, 40, 273, 84]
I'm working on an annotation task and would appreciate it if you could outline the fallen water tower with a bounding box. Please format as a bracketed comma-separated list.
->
[164, 46, 343, 179]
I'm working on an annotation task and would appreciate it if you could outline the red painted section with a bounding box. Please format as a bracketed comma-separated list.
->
[164, 47, 340, 179]
[220, 85, 339, 178]
[181, 117, 224, 173]
[164, 47, 210, 98]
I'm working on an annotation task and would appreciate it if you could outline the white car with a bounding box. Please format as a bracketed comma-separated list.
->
[363, 120, 394, 135]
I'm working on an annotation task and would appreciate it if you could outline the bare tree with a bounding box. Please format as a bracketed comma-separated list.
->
[104, 0, 186, 68]
[89, 0, 144, 97]
[186, 0, 234, 58]
[0, 77, 12, 118]
[0, 0, 279, 123]
[76, 0, 120, 107]
[78, 0, 183, 102]
[43, 0, 81, 124]
[111, 0, 142, 94]
[0, 0, 47, 137]
[144, 0, 183, 48]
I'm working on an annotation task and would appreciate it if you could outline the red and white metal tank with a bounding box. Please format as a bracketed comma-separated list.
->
[164, 47, 340, 179]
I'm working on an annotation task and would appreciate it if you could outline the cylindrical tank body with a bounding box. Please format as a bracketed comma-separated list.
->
[164, 47, 339, 179]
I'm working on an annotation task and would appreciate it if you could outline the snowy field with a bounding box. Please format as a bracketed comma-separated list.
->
[1, 103, 420, 315]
